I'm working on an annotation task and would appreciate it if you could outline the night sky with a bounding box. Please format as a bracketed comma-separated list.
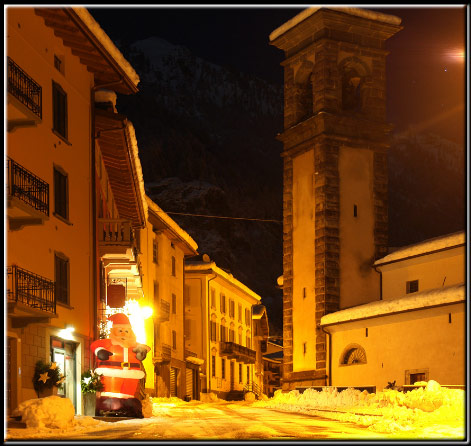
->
[89, 6, 467, 145]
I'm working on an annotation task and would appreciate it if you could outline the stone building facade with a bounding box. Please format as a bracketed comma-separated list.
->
[269, 7, 402, 389]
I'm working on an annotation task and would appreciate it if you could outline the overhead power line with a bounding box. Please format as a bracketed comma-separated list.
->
[156, 209, 282, 224]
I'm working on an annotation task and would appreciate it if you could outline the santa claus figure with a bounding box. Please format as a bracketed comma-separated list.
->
[91, 313, 150, 418]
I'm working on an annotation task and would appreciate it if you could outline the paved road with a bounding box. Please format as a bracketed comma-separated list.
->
[9, 401, 389, 441]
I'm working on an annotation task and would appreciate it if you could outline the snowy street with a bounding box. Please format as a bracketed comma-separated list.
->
[7, 400, 396, 441]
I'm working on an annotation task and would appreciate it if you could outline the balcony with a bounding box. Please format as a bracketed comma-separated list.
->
[220, 341, 256, 364]
[154, 343, 172, 365]
[98, 218, 137, 260]
[6, 157, 49, 230]
[7, 57, 42, 132]
[154, 299, 170, 322]
[6, 265, 57, 328]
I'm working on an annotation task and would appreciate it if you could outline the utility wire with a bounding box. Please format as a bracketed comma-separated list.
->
[154, 209, 282, 224]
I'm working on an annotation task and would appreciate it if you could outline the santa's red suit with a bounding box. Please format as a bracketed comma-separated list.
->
[91, 313, 148, 400]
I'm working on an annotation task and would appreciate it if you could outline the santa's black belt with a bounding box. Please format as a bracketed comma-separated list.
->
[98, 361, 140, 368]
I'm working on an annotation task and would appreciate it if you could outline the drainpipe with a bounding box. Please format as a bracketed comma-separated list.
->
[207, 271, 217, 394]
[90, 88, 97, 352]
[373, 265, 383, 300]
[321, 325, 332, 386]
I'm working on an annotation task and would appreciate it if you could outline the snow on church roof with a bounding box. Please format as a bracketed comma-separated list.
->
[374, 231, 465, 266]
[269, 7, 402, 42]
[320, 283, 465, 326]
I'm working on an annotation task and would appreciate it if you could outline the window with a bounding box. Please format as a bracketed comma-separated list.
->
[172, 293, 176, 314]
[172, 330, 177, 350]
[238, 303, 242, 322]
[53, 167, 68, 220]
[246, 334, 251, 349]
[210, 288, 216, 309]
[245, 308, 251, 325]
[54, 55, 64, 74]
[341, 344, 367, 366]
[221, 358, 226, 379]
[239, 364, 242, 383]
[406, 280, 419, 294]
[184, 319, 191, 338]
[405, 368, 429, 385]
[153, 239, 158, 263]
[246, 365, 250, 384]
[220, 293, 226, 314]
[52, 81, 67, 138]
[153, 281, 159, 300]
[353, 204, 358, 217]
[171, 256, 176, 276]
[210, 321, 217, 342]
[229, 328, 235, 342]
[220, 324, 227, 342]
[211, 356, 216, 377]
[229, 299, 235, 318]
[55, 253, 69, 305]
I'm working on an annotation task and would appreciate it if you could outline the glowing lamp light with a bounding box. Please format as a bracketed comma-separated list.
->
[104, 299, 153, 344]
[58, 325, 75, 340]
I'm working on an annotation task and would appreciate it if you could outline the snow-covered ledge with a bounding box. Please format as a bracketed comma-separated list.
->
[320, 283, 465, 326]
[269, 7, 402, 42]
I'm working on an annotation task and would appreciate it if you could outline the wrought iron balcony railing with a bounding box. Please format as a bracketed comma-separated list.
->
[7, 57, 42, 119]
[161, 343, 171, 362]
[155, 299, 170, 322]
[7, 157, 49, 216]
[220, 341, 256, 364]
[6, 265, 56, 314]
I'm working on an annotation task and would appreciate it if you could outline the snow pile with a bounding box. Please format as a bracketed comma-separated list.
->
[141, 395, 154, 418]
[244, 392, 256, 402]
[254, 381, 465, 436]
[200, 392, 223, 403]
[12, 396, 75, 429]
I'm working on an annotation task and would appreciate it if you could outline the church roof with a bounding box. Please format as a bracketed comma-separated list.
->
[320, 283, 465, 327]
[374, 231, 465, 267]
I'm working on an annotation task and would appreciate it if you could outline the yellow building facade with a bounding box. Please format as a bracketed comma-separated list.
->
[321, 232, 466, 390]
[6, 6, 140, 415]
[184, 260, 268, 399]
[138, 197, 199, 399]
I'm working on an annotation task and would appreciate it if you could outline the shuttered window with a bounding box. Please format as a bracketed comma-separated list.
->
[220, 294, 226, 314]
[239, 364, 242, 383]
[170, 367, 178, 397]
[152, 239, 158, 263]
[211, 355, 216, 377]
[52, 81, 67, 139]
[55, 254, 69, 305]
[172, 293, 177, 314]
[210, 288, 216, 309]
[184, 319, 191, 338]
[229, 300, 235, 318]
[221, 358, 226, 379]
[54, 167, 68, 220]
[171, 256, 176, 276]
[172, 330, 177, 350]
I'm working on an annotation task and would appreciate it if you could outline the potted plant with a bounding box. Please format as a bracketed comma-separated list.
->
[81, 369, 104, 416]
[33, 360, 65, 398]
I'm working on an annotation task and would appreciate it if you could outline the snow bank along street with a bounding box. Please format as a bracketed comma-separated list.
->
[5, 380, 465, 440]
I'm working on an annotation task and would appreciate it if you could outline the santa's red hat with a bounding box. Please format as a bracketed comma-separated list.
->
[108, 313, 131, 326]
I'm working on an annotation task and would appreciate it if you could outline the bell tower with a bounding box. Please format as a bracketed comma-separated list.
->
[270, 7, 402, 389]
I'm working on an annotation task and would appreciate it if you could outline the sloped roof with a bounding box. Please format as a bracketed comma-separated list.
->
[146, 196, 198, 256]
[95, 109, 146, 228]
[374, 231, 465, 267]
[34, 7, 139, 94]
[321, 283, 465, 327]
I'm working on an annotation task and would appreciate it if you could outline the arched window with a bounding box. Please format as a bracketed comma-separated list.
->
[338, 57, 370, 113]
[294, 60, 314, 122]
[340, 344, 367, 365]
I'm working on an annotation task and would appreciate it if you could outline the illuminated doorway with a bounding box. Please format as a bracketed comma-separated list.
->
[50, 337, 77, 412]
